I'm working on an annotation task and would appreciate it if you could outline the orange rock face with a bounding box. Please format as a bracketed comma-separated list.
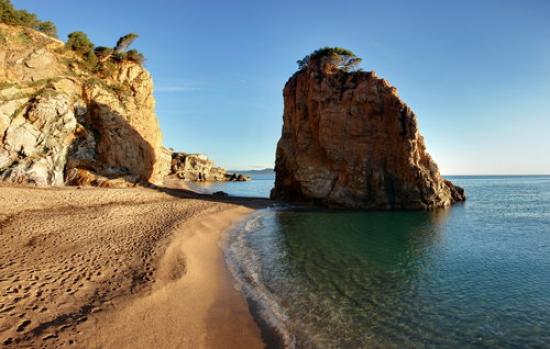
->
[0, 24, 170, 187]
[271, 66, 465, 210]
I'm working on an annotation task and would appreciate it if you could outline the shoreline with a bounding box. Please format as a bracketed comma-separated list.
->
[223, 210, 289, 349]
[82, 205, 265, 349]
[0, 186, 268, 348]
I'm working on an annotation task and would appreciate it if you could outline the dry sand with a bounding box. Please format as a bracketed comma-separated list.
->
[0, 185, 266, 348]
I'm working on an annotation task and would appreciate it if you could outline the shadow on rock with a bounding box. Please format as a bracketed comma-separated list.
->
[65, 101, 156, 187]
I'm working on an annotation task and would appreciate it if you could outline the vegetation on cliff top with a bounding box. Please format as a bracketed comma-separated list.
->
[2, 0, 145, 76]
[297, 47, 362, 72]
[115, 33, 139, 53]
[65, 31, 145, 75]
[0, 0, 57, 37]
[66, 32, 94, 55]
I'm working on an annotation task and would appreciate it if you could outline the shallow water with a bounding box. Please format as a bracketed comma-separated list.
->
[225, 176, 550, 348]
[184, 172, 274, 198]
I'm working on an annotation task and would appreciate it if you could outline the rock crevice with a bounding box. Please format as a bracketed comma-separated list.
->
[0, 24, 170, 187]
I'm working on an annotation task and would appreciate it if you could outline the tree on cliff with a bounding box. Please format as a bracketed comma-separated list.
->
[94, 46, 114, 60]
[0, 0, 58, 37]
[297, 47, 362, 72]
[34, 21, 57, 37]
[66, 31, 94, 54]
[112, 33, 145, 65]
[114, 33, 139, 53]
[66, 31, 145, 72]
[66, 31, 98, 68]
[126, 49, 145, 65]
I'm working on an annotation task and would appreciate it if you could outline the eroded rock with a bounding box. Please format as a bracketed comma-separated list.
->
[271, 63, 465, 210]
[0, 23, 170, 187]
[170, 152, 250, 182]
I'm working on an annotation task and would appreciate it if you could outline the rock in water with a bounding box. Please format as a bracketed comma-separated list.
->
[271, 50, 465, 210]
[170, 152, 251, 182]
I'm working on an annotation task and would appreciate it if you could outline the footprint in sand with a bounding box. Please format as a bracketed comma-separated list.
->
[16, 319, 31, 332]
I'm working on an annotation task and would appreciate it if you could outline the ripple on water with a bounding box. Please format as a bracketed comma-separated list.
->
[225, 176, 550, 348]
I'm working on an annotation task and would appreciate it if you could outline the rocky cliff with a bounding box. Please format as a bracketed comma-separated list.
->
[0, 24, 170, 187]
[271, 53, 465, 209]
[170, 152, 250, 182]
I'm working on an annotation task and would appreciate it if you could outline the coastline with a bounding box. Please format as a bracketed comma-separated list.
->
[0, 186, 266, 348]
[82, 205, 264, 349]
[224, 209, 290, 349]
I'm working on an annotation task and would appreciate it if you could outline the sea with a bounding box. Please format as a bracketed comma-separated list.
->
[199, 174, 550, 348]
[183, 171, 275, 198]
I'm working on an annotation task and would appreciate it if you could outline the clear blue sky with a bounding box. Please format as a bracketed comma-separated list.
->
[14, 0, 550, 174]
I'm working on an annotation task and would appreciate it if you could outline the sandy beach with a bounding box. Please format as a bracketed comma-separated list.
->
[0, 185, 266, 348]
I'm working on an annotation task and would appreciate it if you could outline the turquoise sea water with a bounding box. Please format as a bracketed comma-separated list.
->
[224, 176, 550, 348]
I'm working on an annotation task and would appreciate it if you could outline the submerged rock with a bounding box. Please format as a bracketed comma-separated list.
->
[271, 51, 465, 210]
[212, 191, 229, 197]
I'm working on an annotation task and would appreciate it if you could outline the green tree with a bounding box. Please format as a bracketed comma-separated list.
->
[14, 9, 37, 26]
[66, 31, 94, 55]
[0, 0, 35, 26]
[297, 47, 362, 72]
[126, 49, 145, 65]
[0, 0, 57, 37]
[114, 33, 138, 53]
[35, 21, 57, 37]
[94, 46, 114, 60]
[84, 50, 98, 69]
[0, 0, 16, 22]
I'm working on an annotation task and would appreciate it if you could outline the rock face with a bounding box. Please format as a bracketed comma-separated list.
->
[0, 24, 170, 187]
[170, 152, 250, 182]
[271, 63, 465, 210]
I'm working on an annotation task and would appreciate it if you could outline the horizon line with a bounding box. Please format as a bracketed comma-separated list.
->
[227, 169, 550, 176]
[443, 174, 550, 176]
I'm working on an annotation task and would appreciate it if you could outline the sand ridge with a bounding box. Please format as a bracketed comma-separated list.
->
[0, 186, 264, 348]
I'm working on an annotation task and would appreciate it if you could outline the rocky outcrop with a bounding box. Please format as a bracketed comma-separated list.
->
[271, 60, 465, 210]
[0, 24, 170, 186]
[170, 152, 250, 182]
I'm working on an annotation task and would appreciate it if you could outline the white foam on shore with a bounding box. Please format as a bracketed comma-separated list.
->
[224, 208, 296, 349]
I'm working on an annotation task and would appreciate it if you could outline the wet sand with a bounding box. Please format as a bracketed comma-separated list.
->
[0, 185, 265, 348]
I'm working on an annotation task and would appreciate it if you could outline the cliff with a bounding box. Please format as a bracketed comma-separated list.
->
[271, 54, 465, 209]
[0, 23, 170, 187]
[170, 152, 250, 182]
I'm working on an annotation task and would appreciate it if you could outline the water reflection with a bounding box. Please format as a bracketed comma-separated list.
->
[184, 179, 274, 198]
[259, 209, 454, 348]
[229, 177, 550, 348]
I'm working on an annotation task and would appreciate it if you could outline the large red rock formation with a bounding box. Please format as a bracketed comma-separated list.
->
[271, 61, 465, 210]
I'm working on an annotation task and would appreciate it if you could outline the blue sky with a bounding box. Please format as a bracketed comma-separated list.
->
[14, 0, 550, 173]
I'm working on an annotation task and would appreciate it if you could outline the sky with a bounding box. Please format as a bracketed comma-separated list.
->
[13, 0, 550, 174]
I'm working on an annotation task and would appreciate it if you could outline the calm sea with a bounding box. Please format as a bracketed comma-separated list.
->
[221, 175, 550, 348]
[183, 172, 275, 198]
